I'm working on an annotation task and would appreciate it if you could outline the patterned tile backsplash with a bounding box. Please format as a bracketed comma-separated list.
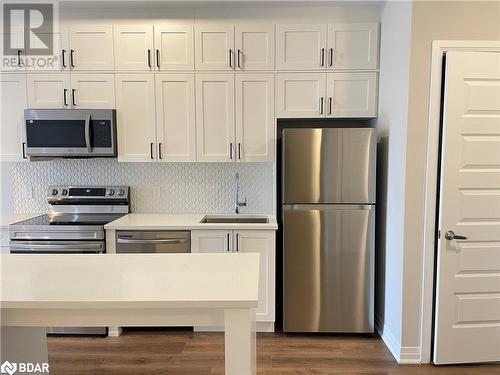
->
[11, 159, 275, 214]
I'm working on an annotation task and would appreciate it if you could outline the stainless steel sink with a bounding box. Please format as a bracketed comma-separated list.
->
[200, 215, 269, 224]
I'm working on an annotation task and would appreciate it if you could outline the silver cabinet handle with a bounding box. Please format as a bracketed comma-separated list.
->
[229, 49, 233, 68]
[329, 48, 334, 67]
[84, 113, 91, 153]
[62, 49, 66, 68]
[156, 49, 160, 69]
[150, 142, 154, 159]
[444, 230, 468, 240]
[237, 49, 242, 69]
[147, 49, 152, 68]
[226, 233, 231, 252]
[321, 48, 325, 67]
[22, 142, 27, 159]
[320, 97, 324, 115]
[17, 50, 22, 66]
[328, 97, 332, 115]
[236, 233, 240, 252]
[117, 238, 187, 244]
[63, 88, 68, 106]
[238, 143, 241, 160]
[229, 142, 233, 159]
[70, 49, 75, 68]
[158, 142, 163, 159]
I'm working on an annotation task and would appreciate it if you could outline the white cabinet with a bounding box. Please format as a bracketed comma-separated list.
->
[27, 73, 70, 108]
[114, 25, 154, 71]
[155, 25, 194, 71]
[1, 74, 28, 161]
[195, 24, 234, 71]
[115, 74, 156, 162]
[70, 74, 115, 108]
[195, 73, 235, 161]
[276, 73, 326, 118]
[235, 73, 274, 162]
[328, 23, 379, 70]
[191, 229, 276, 322]
[155, 74, 196, 161]
[326, 72, 378, 118]
[0, 33, 26, 72]
[235, 24, 274, 71]
[276, 24, 327, 71]
[69, 25, 114, 70]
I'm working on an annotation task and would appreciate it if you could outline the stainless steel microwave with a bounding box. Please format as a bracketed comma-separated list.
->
[24, 109, 117, 158]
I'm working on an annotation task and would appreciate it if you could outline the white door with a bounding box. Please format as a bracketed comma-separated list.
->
[195, 73, 235, 162]
[195, 24, 234, 71]
[235, 24, 274, 71]
[114, 25, 154, 71]
[155, 73, 196, 162]
[235, 73, 274, 162]
[70, 74, 115, 109]
[434, 51, 500, 364]
[276, 73, 326, 118]
[69, 25, 114, 70]
[191, 230, 232, 253]
[154, 25, 194, 71]
[0, 74, 28, 161]
[235, 230, 275, 321]
[115, 74, 157, 162]
[326, 72, 378, 118]
[327, 23, 379, 70]
[27, 73, 70, 108]
[276, 24, 327, 71]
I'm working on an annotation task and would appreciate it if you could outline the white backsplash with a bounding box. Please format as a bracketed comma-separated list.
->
[11, 159, 274, 214]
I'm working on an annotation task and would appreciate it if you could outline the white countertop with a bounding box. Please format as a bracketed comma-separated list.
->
[0, 213, 42, 228]
[105, 213, 278, 231]
[1, 253, 259, 309]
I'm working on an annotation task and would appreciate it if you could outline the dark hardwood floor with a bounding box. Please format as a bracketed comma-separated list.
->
[47, 330, 500, 374]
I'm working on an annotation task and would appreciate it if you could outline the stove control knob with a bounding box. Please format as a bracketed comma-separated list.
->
[51, 189, 58, 196]
[61, 189, 68, 196]
[118, 189, 125, 196]
[108, 189, 115, 196]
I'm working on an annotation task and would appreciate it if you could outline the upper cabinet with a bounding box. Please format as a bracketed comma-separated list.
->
[235, 24, 274, 71]
[69, 25, 114, 70]
[276, 23, 379, 71]
[155, 25, 194, 71]
[114, 25, 154, 71]
[195, 24, 235, 71]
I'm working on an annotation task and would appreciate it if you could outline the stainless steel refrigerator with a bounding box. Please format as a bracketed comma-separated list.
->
[282, 128, 376, 333]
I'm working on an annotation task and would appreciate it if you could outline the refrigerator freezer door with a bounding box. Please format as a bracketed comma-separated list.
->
[283, 204, 374, 332]
[283, 128, 376, 204]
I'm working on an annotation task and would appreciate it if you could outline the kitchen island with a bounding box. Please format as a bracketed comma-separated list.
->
[0, 253, 259, 375]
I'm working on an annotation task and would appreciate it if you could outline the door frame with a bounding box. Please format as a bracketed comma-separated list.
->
[420, 40, 500, 363]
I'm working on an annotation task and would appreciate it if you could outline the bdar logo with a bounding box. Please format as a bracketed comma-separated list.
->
[0, 361, 17, 375]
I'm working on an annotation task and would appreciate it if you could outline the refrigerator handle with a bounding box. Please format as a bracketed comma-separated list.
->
[283, 204, 374, 210]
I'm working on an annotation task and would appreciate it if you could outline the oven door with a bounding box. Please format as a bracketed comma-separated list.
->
[24, 109, 116, 157]
[10, 240, 105, 254]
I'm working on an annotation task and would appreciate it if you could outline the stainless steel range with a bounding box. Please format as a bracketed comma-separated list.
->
[10, 186, 129, 254]
[9, 185, 129, 335]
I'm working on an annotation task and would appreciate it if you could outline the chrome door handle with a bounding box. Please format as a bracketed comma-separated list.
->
[444, 230, 467, 240]
[84, 113, 91, 153]
[117, 238, 187, 244]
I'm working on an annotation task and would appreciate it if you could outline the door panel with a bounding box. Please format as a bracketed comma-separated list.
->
[191, 230, 231, 253]
[235, 24, 274, 71]
[69, 25, 114, 70]
[155, 25, 194, 71]
[276, 73, 326, 118]
[115, 74, 156, 162]
[276, 24, 327, 71]
[283, 205, 374, 332]
[195, 73, 235, 162]
[1, 74, 27, 161]
[195, 24, 234, 71]
[155, 74, 196, 161]
[114, 25, 154, 71]
[235, 73, 274, 162]
[70, 74, 115, 108]
[434, 51, 500, 364]
[327, 23, 379, 70]
[283, 128, 376, 204]
[27, 73, 70, 108]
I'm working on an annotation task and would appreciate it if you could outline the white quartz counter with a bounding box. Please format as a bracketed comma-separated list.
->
[105, 213, 278, 231]
[0, 213, 42, 228]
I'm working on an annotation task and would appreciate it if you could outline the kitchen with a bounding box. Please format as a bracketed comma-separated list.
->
[1, 1, 500, 374]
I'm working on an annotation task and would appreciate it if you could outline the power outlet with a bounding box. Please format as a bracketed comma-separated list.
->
[21, 185, 33, 199]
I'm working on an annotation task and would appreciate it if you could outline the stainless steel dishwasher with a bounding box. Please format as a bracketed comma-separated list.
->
[116, 231, 191, 253]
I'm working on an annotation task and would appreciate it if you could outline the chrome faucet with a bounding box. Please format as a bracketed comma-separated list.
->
[234, 173, 247, 214]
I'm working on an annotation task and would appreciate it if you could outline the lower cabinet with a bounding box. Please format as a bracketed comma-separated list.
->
[191, 229, 276, 325]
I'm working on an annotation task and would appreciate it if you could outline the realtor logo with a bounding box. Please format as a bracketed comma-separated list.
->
[0, 361, 17, 375]
[3, 2, 54, 55]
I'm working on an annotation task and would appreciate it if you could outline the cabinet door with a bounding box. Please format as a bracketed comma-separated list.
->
[115, 74, 157, 162]
[235, 24, 274, 71]
[235, 73, 274, 162]
[27, 73, 70, 108]
[26, 27, 69, 71]
[1, 74, 28, 161]
[195, 24, 234, 71]
[0, 33, 25, 72]
[276, 73, 326, 118]
[154, 25, 194, 71]
[326, 72, 378, 118]
[327, 23, 379, 70]
[114, 25, 154, 71]
[195, 74, 235, 162]
[191, 230, 232, 253]
[276, 24, 327, 71]
[235, 230, 275, 321]
[155, 74, 196, 161]
[70, 74, 115, 108]
[69, 25, 114, 70]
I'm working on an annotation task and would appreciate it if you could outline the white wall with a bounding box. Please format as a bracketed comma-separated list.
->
[375, 0, 412, 363]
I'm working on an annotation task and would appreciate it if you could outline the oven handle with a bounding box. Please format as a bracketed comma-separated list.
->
[10, 243, 103, 251]
[117, 238, 187, 245]
[85, 113, 91, 153]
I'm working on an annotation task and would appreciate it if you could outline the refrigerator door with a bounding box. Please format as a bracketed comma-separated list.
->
[283, 204, 374, 332]
[283, 128, 376, 204]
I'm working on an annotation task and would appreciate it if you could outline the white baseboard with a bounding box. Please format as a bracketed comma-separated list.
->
[108, 327, 122, 337]
[194, 322, 275, 333]
[375, 314, 421, 364]
[400, 347, 421, 364]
